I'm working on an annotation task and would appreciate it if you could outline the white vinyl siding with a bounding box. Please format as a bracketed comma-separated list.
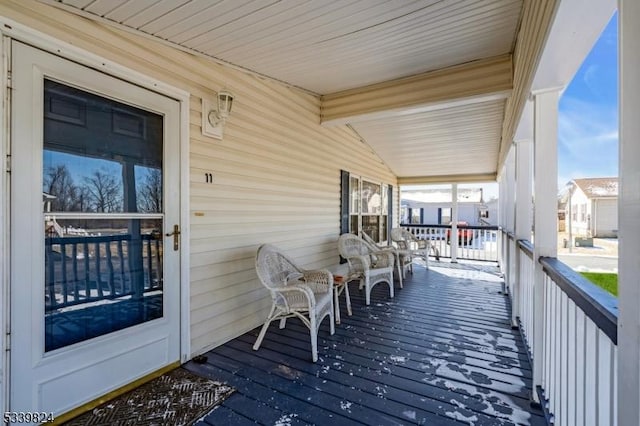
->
[0, 1, 397, 355]
[594, 199, 618, 238]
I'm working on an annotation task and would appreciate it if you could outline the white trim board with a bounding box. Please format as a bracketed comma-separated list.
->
[0, 34, 10, 415]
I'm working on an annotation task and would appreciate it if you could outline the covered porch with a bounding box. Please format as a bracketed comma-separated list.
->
[1, 0, 638, 424]
[187, 260, 546, 425]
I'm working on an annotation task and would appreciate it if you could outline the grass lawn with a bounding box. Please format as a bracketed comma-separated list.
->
[580, 272, 618, 296]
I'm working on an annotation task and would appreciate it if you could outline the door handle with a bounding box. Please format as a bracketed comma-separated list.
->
[165, 224, 181, 251]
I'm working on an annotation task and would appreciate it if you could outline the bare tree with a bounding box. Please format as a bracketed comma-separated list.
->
[138, 168, 162, 213]
[84, 169, 122, 212]
[43, 164, 82, 211]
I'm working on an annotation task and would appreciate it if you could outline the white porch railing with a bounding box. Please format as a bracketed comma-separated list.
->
[505, 231, 618, 426]
[401, 224, 499, 262]
[517, 239, 535, 348]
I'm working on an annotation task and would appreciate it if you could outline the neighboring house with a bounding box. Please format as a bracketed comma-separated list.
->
[401, 188, 498, 226]
[562, 177, 618, 238]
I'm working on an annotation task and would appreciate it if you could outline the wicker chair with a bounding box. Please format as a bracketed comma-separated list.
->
[391, 228, 440, 270]
[253, 244, 334, 362]
[338, 233, 394, 305]
[361, 232, 412, 288]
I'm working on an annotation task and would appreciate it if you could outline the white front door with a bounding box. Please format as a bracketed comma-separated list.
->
[9, 41, 181, 420]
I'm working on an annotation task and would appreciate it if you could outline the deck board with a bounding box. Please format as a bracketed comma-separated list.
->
[188, 260, 547, 425]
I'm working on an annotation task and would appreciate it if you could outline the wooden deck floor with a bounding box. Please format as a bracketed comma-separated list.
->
[187, 260, 547, 425]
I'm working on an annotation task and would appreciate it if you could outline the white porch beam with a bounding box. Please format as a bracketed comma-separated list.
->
[532, 89, 559, 402]
[618, 1, 640, 424]
[397, 173, 497, 186]
[321, 55, 512, 126]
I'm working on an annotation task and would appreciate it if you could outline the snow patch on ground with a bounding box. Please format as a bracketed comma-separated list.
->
[431, 266, 502, 283]
[274, 413, 298, 426]
[426, 358, 447, 367]
[276, 364, 298, 379]
[340, 401, 352, 411]
[443, 380, 458, 390]
[449, 399, 466, 409]
[445, 411, 478, 424]
[390, 355, 406, 363]
[375, 385, 388, 397]
[403, 410, 416, 420]
[479, 400, 528, 423]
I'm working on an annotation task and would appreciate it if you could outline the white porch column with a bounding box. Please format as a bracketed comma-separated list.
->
[505, 149, 516, 295]
[451, 183, 459, 262]
[498, 175, 505, 268]
[513, 139, 533, 327]
[507, 149, 517, 235]
[532, 89, 559, 402]
[618, 1, 640, 424]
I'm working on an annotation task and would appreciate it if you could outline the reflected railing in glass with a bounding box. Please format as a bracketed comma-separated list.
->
[44, 218, 163, 351]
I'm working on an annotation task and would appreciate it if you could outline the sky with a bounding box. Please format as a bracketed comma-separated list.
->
[558, 13, 618, 188]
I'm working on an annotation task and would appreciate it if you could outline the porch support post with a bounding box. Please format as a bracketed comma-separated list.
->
[532, 89, 559, 402]
[498, 173, 507, 271]
[451, 183, 459, 262]
[618, 0, 640, 424]
[513, 138, 533, 327]
[505, 149, 516, 296]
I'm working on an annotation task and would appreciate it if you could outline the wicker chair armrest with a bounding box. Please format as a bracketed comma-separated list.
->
[346, 255, 370, 272]
[274, 283, 317, 307]
[283, 272, 304, 283]
[301, 269, 334, 293]
[371, 251, 394, 268]
[373, 246, 397, 255]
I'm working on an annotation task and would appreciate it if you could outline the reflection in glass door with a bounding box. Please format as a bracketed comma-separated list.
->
[43, 79, 165, 351]
[362, 179, 382, 242]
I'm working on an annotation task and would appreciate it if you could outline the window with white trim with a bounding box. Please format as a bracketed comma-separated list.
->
[341, 171, 391, 243]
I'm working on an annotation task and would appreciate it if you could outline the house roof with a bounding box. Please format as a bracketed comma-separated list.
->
[572, 178, 618, 199]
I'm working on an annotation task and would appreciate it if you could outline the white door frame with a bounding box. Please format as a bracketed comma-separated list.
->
[1, 34, 10, 417]
[0, 17, 191, 415]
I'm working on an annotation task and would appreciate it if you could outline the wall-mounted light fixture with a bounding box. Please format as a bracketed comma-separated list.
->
[202, 89, 234, 139]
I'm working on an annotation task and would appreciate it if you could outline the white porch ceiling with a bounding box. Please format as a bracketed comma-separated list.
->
[351, 100, 505, 178]
[46, 0, 538, 183]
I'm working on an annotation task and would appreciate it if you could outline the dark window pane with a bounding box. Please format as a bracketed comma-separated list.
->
[43, 79, 163, 213]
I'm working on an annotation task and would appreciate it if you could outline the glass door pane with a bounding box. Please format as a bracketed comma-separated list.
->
[43, 79, 164, 352]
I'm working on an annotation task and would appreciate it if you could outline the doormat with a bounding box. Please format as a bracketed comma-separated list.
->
[63, 367, 234, 426]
